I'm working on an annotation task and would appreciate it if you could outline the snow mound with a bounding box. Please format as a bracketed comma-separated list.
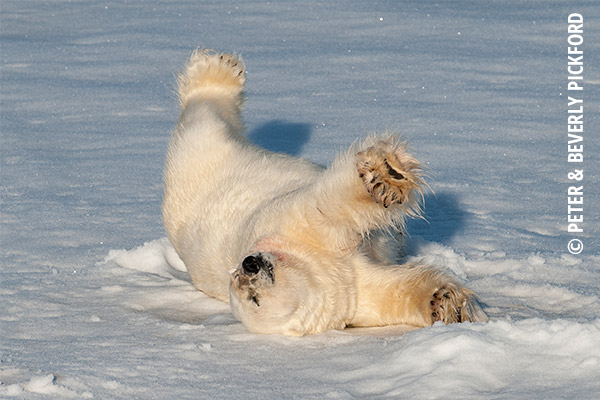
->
[333, 319, 600, 398]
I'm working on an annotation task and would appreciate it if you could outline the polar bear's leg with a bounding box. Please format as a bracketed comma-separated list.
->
[163, 50, 247, 250]
[294, 136, 424, 247]
[175, 49, 246, 137]
[350, 263, 487, 328]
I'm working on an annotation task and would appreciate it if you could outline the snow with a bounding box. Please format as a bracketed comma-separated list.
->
[1, 0, 599, 398]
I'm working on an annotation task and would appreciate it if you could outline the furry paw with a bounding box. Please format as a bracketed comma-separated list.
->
[430, 284, 487, 324]
[177, 49, 246, 107]
[431, 284, 463, 323]
[356, 139, 423, 208]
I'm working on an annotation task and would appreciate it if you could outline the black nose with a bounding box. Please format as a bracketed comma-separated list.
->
[242, 255, 262, 275]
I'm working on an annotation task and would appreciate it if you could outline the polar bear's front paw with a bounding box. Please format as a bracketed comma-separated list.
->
[356, 140, 423, 208]
[431, 283, 486, 324]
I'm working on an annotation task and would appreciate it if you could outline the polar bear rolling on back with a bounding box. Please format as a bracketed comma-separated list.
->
[162, 50, 487, 336]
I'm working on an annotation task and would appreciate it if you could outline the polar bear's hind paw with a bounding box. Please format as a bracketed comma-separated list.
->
[177, 49, 246, 108]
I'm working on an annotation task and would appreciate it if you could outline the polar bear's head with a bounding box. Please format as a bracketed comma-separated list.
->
[229, 242, 353, 336]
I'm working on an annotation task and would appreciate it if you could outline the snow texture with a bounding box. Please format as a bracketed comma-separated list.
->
[2, 1, 599, 398]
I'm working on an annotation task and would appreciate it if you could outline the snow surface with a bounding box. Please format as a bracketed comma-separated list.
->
[2, 1, 600, 398]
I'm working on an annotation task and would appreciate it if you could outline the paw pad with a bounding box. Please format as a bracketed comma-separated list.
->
[431, 286, 464, 323]
[356, 140, 422, 208]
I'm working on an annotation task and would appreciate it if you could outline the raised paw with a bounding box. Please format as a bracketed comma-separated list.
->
[356, 139, 423, 208]
[177, 49, 246, 108]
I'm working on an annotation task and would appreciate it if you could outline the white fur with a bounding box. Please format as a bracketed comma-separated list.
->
[162, 50, 487, 335]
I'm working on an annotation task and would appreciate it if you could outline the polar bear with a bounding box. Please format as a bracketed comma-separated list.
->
[162, 49, 487, 336]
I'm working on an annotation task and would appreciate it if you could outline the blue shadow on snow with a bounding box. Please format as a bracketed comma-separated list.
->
[248, 120, 312, 156]
[405, 191, 468, 245]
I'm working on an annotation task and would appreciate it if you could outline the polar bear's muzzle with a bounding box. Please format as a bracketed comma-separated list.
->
[240, 253, 275, 284]
[230, 253, 276, 308]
